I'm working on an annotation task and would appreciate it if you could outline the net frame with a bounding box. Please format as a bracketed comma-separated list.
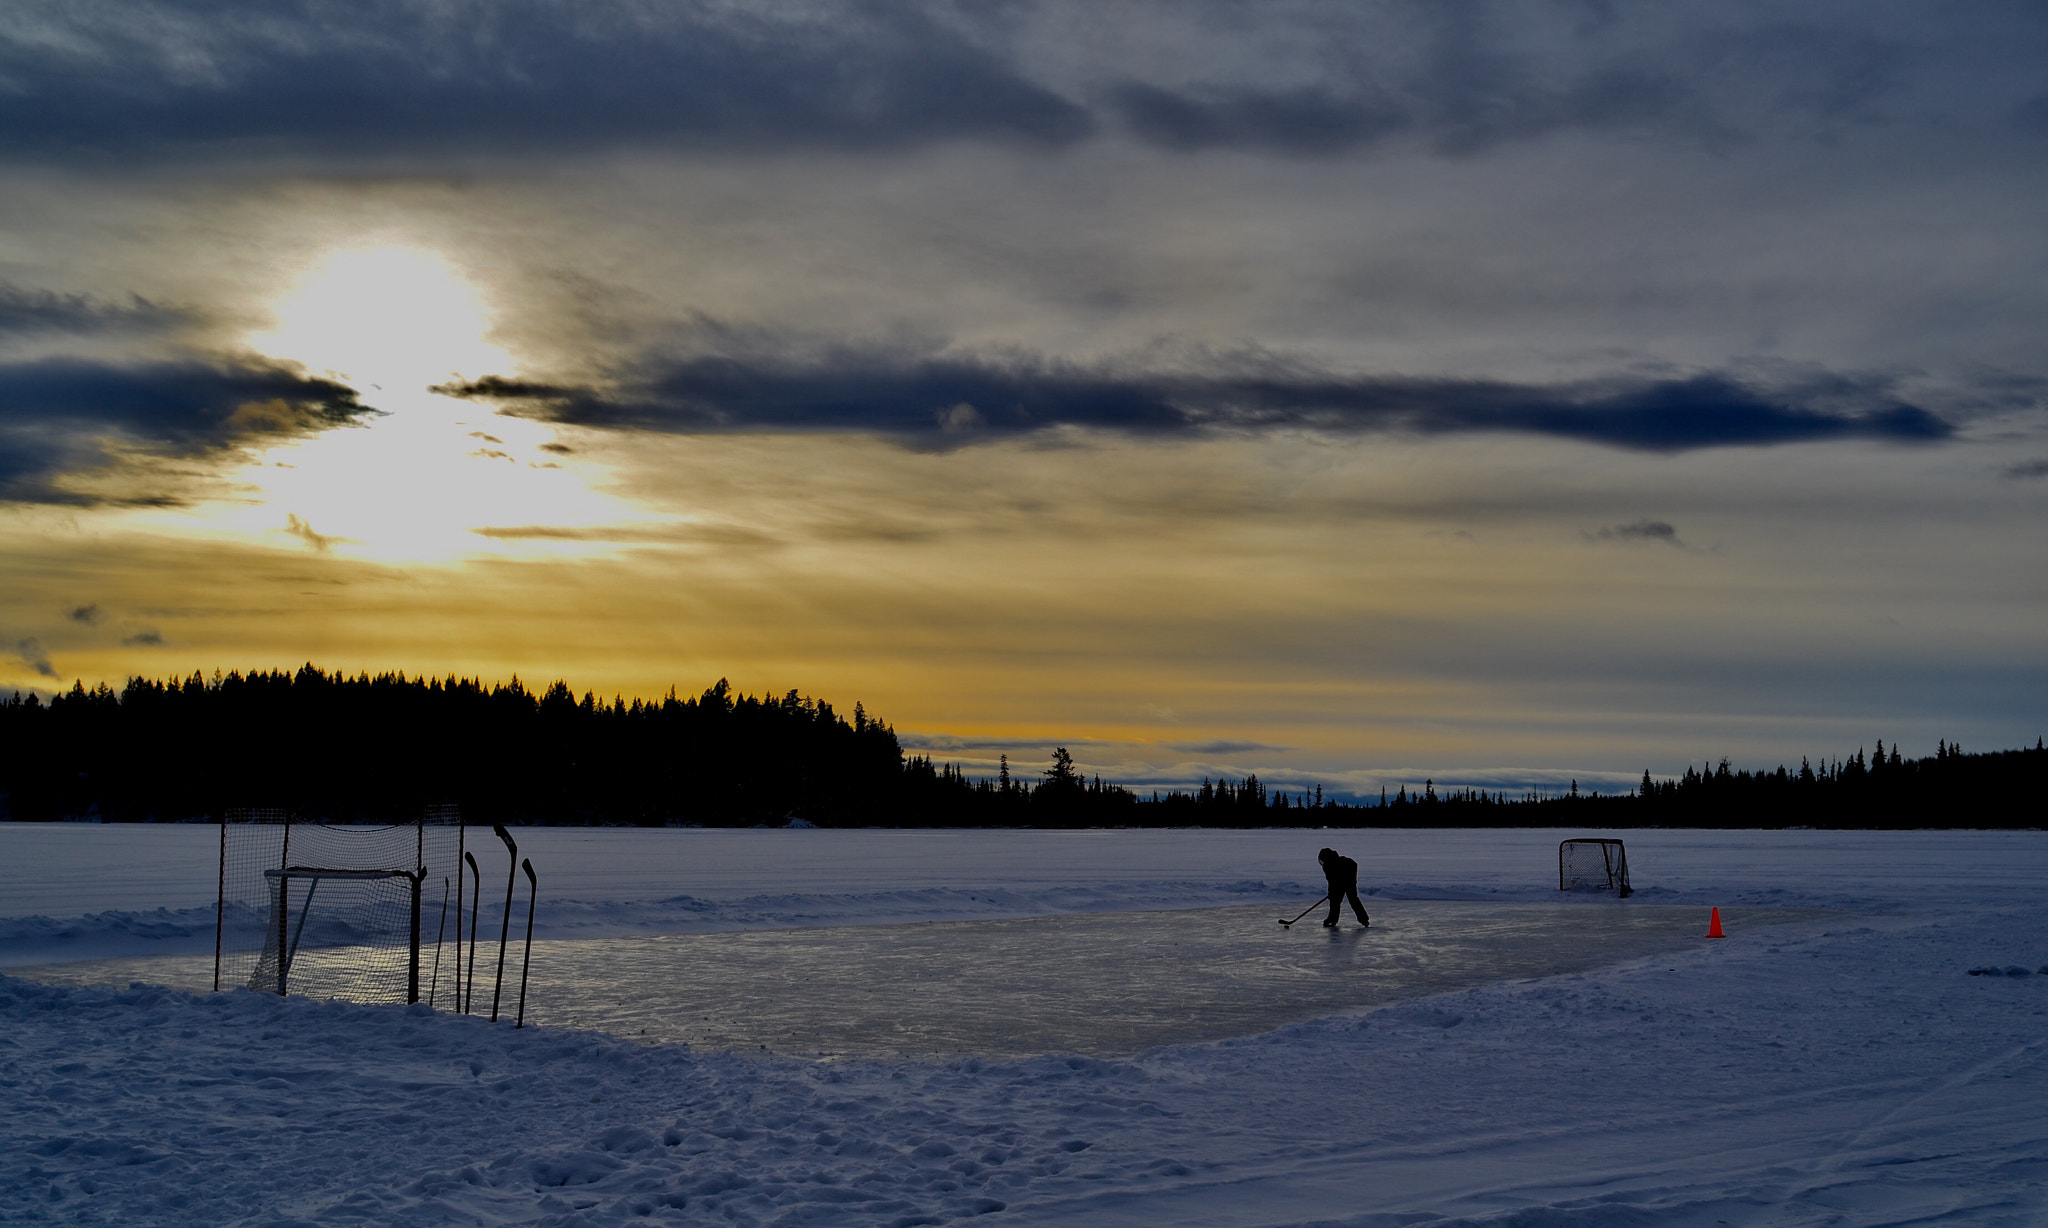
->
[216, 811, 468, 1005]
[255, 866, 426, 1000]
[1558, 838, 1632, 897]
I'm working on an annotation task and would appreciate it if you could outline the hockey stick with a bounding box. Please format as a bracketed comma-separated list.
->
[1278, 896, 1328, 926]
[462, 852, 481, 1013]
[490, 824, 517, 1022]
[515, 858, 536, 1029]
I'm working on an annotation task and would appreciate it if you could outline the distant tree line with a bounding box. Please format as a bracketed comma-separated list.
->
[1144, 739, 2047, 829]
[902, 746, 1141, 828]
[0, 667, 2040, 828]
[1611, 738, 2048, 828]
[0, 669, 907, 826]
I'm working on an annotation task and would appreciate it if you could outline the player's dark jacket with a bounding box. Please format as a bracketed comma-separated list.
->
[1319, 851, 1359, 893]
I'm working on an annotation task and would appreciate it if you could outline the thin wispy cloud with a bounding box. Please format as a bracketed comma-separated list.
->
[0, 283, 187, 337]
[1167, 740, 1293, 756]
[284, 514, 338, 553]
[1587, 520, 1684, 547]
[472, 522, 779, 548]
[14, 638, 57, 680]
[898, 732, 1126, 755]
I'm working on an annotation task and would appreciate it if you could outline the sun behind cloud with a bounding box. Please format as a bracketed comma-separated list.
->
[251, 244, 508, 393]
[120, 242, 649, 562]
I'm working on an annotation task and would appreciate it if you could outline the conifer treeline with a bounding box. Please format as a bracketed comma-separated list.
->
[0, 669, 907, 825]
[1301, 738, 2045, 828]
[0, 667, 2041, 827]
[1130, 739, 2046, 828]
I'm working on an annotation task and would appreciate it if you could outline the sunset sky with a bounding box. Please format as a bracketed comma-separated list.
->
[2, 1, 2044, 798]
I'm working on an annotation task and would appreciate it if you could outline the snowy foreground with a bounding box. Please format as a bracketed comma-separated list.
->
[4, 827, 2047, 1226]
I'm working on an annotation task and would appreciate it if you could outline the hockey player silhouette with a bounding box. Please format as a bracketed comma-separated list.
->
[1318, 847, 1370, 928]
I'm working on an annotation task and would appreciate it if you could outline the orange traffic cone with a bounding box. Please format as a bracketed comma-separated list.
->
[1705, 907, 1725, 939]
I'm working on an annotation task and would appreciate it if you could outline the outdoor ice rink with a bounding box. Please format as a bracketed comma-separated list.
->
[4, 825, 2046, 1225]
[19, 898, 1815, 1058]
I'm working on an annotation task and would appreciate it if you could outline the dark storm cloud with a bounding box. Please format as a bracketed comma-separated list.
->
[0, 0, 1089, 160]
[0, 357, 372, 504]
[434, 350, 1952, 454]
[4, 2, 2029, 164]
[67, 604, 105, 625]
[1099, 7, 1936, 157]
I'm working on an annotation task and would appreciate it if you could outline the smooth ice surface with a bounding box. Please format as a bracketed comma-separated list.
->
[499, 901, 1798, 1057]
[20, 900, 1804, 1057]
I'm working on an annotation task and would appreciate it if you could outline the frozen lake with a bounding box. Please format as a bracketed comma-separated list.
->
[6, 824, 2045, 1226]
[19, 899, 1815, 1057]
[2, 823, 2016, 1058]
[11, 823, 2041, 921]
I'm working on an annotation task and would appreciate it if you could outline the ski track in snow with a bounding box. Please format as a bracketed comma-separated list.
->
[4, 830, 2048, 1226]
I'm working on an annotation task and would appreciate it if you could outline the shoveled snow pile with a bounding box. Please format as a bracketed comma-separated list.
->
[4, 828, 2046, 1226]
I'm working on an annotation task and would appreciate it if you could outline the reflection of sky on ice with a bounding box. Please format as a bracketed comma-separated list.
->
[18, 901, 1821, 1059]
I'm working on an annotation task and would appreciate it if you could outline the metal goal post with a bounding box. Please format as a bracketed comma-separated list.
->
[261, 867, 428, 1001]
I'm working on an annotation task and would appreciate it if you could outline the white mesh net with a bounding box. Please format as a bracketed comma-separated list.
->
[1558, 838, 1632, 897]
[218, 815, 470, 1005]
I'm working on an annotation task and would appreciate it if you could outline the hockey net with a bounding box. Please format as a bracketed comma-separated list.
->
[1558, 838, 1632, 897]
[217, 813, 469, 1005]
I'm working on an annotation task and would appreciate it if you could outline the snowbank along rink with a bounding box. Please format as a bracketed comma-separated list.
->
[4, 828, 2046, 1225]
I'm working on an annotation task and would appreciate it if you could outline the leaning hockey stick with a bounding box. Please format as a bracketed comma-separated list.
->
[490, 825, 517, 1023]
[462, 852, 481, 1013]
[515, 858, 536, 1029]
[1278, 896, 1329, 927]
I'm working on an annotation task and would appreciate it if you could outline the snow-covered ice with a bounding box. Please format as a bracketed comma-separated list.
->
[3, 825, 2046, 1225]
